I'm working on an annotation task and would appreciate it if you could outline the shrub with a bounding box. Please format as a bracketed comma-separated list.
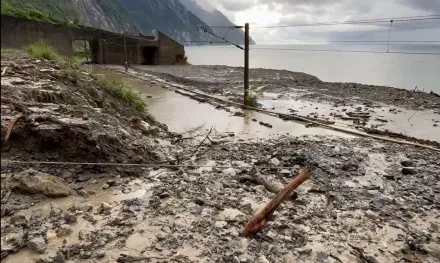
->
[27, 41, 59, 60]
[247, 93, 259, 108]
[98, 78, 147, 112]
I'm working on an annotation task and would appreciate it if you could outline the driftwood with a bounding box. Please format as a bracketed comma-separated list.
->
[1, 66, 8, 76]
[4, 116, 23, 142]
[117, 254, 166, 262]
[241, 166, 310, 235]
[248, 167, 297, 200]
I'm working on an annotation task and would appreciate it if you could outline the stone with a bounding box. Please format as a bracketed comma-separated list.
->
[280, 169, 291, 175]
[401, 160, 414, 167]
[50, 202, 63, 217]
[222, 168, 236, 176]
[77, 189, 89, 198]
[296, 247, 312, 255]
[214, 220, 228, 228]
[93, 250, 106, 259]
[77, 174, 91, 182]
[101, 183, 110, 189]
[316, 252, 329, 262]
[10, 214, 27, 227]
[10, 169, 70, 197]
[270, 158, 281, 166]
[71, 184, 83, 191]
[401, 167, 417, 175]
[64, 212, 77, 224]
[52, 253, 66, 263]
[61, 171, 73, 179]
[100, 202, 112, 212]
[258, 255, 270, 263]
[342, 161, 359, 171]
[46, 229, 57, 241]
[27, 237, 46, 254]
[56, 224, 73, 237]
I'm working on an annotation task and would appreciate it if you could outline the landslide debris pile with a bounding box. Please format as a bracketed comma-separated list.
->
[1, 53, 170, 165]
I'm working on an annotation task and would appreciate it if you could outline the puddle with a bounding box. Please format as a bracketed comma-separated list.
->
[261, 98, 440, 142]
[92, 67, 350, 139]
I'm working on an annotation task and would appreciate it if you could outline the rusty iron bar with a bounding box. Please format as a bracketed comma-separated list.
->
[241, 166, 311, 235]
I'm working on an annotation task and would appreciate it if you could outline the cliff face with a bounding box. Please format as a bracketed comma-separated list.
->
[180, 0, 256, 45]
[120, 0, 216, 43]
[68, 0, 139, 34]
[1, 0, 241, 44]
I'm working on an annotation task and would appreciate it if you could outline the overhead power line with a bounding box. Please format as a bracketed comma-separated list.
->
[251, 15, 440, 29]
[250, 47, 440, 55]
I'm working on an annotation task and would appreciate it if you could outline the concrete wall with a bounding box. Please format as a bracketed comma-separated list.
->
[1, 15, 185, 66]
[1, 15, 74, 56]
[158, 32, 185, 65]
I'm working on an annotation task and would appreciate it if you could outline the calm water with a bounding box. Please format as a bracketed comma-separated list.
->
[185, 44, 440, 93]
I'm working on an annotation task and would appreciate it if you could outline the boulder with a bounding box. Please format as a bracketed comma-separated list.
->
[27, 237, 46, 254]
[10, 169, 70, 197]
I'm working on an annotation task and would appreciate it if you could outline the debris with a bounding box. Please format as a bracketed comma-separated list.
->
[402, 167, 417, 175]
[27, 237, 46, 254]
[10, 169, 70, 197]
[241, 166, 310, 235]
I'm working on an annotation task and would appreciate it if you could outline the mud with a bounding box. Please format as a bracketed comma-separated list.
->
[130, 65, 440, 143]
[2, 52, 440, 263]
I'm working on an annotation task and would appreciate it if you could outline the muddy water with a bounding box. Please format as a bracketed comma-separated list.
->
[92, 67, 349, 139]
[261, 95, 440, 142]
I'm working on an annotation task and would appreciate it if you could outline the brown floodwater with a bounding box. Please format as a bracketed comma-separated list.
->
[92, 67, 349, 139]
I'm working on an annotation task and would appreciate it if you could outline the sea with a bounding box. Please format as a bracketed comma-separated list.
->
[185, 44, 440, 93]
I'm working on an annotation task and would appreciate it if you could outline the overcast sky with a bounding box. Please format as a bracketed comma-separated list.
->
[192, 0, 440, 44]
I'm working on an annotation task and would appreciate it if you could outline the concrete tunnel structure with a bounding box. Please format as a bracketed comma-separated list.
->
[1, 15, 185, 65]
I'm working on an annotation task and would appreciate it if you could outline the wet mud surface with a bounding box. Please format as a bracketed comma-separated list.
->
[1, 55, 440, 263]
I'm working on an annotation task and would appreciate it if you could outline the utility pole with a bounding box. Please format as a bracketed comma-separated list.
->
[123, 33, 128, 71]
[84, 40, 88, 62]
[244, 23, 250, 105]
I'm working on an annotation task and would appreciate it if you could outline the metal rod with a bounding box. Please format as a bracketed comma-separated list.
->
[244, 23, 250, 105]
[123, 34, 128, 71]
[84, 40, 88, 62]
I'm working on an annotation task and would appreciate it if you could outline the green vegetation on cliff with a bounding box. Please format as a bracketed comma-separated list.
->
[1, 0, 79, 25]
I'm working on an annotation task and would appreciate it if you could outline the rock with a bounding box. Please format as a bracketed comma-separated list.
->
[222, 168, 236, 176]
[100, 202, 112, 212]
[27, 237, 46, 254]
[10, 169, 70, 197]
[93, 250, 106, 259]
[401, 167, 416, 175]
[280, 169, 291, 175]
[61, 171, 73, 179]
[107, 179, 116, 186]
[270, 158, 281, 166]
[296, 247, 312, 255]
[258, 255, 270, 263]
[342, 161, 359, 171]
[77, 174, 91, 182]
[214, 220, 228, 228]
[101, 183, 110, 189]
[50, 202, 63, 217]
[316, 252, 329, 262]
[46, 229, 57, 241]
[64, 212, 77, 224]
[56, 224, 73, 237]
[51, 253, 66, 263]
[194, 198, 205, 206]
[71, 184, 83, 191]
[10, 214, 27, 227]
[401, 160, 413, 167]
[77, 189, 89, 198]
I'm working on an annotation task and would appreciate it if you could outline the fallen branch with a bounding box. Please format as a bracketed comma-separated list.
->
[4, 116, 23, 142]
[1, 66, 8, 76]
[248, 167, 297, 200]
[241, 166, 310, 235]
[191, 126, 213, 156]
[117, 254, 166, 262]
